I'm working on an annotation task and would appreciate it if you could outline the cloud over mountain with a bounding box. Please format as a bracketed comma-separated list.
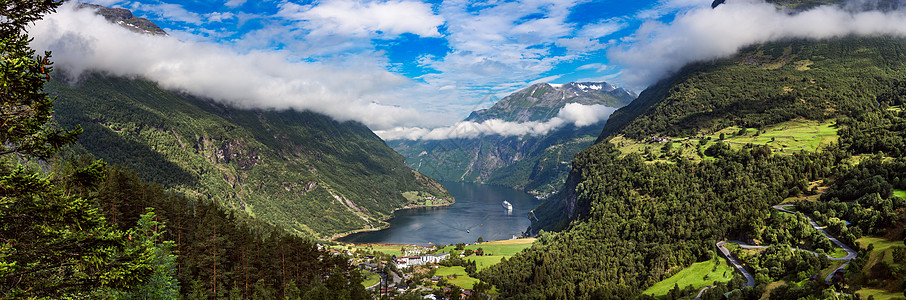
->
[610, 0, 906, 89]
[30, 3, 429, 130]
[375, 103, 617, 140]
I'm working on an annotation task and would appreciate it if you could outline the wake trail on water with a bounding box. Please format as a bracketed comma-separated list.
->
[435, 214, 492, 233]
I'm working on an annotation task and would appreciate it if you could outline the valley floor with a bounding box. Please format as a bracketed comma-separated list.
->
[336, 238, 535, 297]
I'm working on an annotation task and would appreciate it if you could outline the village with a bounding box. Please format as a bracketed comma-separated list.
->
[325, 237, 536, 299]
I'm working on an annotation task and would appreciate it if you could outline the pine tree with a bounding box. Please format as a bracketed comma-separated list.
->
[0, 0, 154, 297]
[110, 209, 180, 299]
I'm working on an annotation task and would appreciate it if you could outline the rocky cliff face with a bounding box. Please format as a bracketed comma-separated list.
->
[77, 3, 167, 35]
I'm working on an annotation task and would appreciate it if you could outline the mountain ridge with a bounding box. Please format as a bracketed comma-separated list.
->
[389, 81, 635, 196]
[465, 81, 635, 123]
[49, 73, 451, 238]
[42, 3, 454, 239]
[76, 3, 167, 35]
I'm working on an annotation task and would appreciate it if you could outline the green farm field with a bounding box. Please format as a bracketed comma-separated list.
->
[856, 288, 906, 300]
[828, 247, 848, 259]
[360, 270, 380, 288]
[612, 119, 838, 163]
[894, 189, 906, 199]
[435, 266, 481, 289]
[337, 244, 406, 257]
[852, 236, 906, 298]
[643, 257, 736, 297]
[438, 238, 535, 271]
[857, 236, 904, 266]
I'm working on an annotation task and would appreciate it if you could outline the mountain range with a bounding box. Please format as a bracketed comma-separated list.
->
[388, 81, 636, 196]
[24, 1, 906, 299]
[48, 73, 450, 238]
[464, 82, 634, 123]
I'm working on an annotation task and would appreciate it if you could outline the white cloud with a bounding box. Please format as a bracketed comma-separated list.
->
[225, 0, 246, 8]
[277, 0, 444, 37]
[30, 3, 439, 130]
[128, 2, 203, 24]
[416, 0, 629, 99]
[577, 63, 608, 71]
[420, 0, 576, 83]
[555, 19, 626, 52]
[558, 102, 616, 127]
[376, 103, 617, 140]
[205, 12, 235, 23]
[634, 0, 707, 20]
[83, 0, 124, 7]
[609, 1, 906, 89]
[578, 20, 626, 38]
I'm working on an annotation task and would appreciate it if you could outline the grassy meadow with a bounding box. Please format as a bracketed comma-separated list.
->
[894, 189, 906, 199]
[643, 257, 736, 297]
[856, 288, 906, 300]
[612, 119, 838, 163]
[438, 238, 536, 271]
[857, 236, 904, 266]
[361, 270, 380, 288]
[434, 266, 481, 289]
[853, 236, 906, 299]
[336, 244, 406, 257]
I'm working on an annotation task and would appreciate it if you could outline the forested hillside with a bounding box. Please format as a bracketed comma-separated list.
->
[390, 125, 600, 196]
[481, 35, 906, 299]
[47, 74, 450, 238]
[600, 37, 905, 141]
[89, 161, 369, 299]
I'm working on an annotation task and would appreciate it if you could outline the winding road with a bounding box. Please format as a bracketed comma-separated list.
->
[697, 204, 858, 298]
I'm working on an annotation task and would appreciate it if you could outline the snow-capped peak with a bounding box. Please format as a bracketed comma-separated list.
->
[571, 82, 618, 92]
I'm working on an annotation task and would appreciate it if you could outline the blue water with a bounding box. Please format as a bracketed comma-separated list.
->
[338, 182, 538, 246]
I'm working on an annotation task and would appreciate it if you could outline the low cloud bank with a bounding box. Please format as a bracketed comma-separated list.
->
[29, 3, 426, 129]
[376, 103, 616, 141]
[610, 0, 906, 89]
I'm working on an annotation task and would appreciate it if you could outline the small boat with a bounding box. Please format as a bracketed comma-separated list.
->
[502, 200, 513, 210]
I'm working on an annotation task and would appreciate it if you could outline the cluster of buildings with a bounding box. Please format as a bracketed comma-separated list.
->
[646, 136, 673, 143]
[393, 253, 450, 269]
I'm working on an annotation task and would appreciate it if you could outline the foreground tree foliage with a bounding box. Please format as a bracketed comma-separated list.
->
[1, 2, 368, 298]
[88, 164, 369, 299]
[0, 0, 158, 297]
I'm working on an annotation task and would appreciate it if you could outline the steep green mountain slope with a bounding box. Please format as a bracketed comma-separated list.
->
[481, 36, 906, 299]
[600, 37, 905, 141]
[390, 126, 600, 196]
[389, 82, 634, 196]
[48, 73, 450, 238]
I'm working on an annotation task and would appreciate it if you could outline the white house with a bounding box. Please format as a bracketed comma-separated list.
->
[394, 253, 450, 268]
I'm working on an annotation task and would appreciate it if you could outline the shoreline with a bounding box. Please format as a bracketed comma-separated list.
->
[330, 201, 455, 242]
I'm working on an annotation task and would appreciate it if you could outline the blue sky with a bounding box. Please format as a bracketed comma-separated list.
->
[50, 0, 905, 133]
[98, 0, 663, 87]
[76, 0, 704, 122]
